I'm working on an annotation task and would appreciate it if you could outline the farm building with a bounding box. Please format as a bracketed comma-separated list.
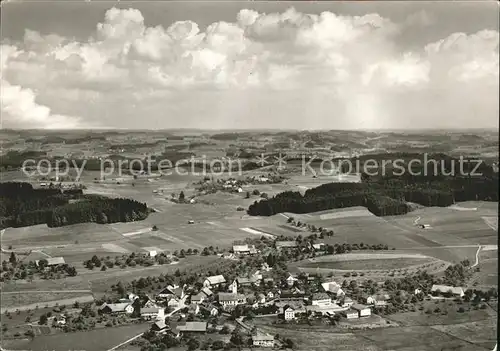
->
[279, 292, 306, 302]
[157, 285, 185, 300]
[252, 332, 275, 348]
[190, 293, 205, 304]
[140, 307, 164, 321]
[232, 244, 257, 255]
[431, 285, 465, 297]
[201, 287, 213, 297]
[98, 303, 134, 315]
[148, 250, 158, 257]
[306, 304, 336, 316]
[418, 224, 431, 229]
[283, 305, 296, 320]
[36, 257, 66, 267]
[200, 304, 219, 316]
[311, 292, 332, 306]
[276, 241, 298, 250]
[151, 320, 168, 332]
[321, 281, 345, 297]
[351, 304, 371, 317]
[203, 275, 226, 288]
[217, 293, 246, 310]
[176, 321, 207, 335]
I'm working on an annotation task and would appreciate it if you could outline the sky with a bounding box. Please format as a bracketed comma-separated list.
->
[1, 1, 498, 130]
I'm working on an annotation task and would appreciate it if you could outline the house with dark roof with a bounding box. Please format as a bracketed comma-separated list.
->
[217, 293, 246, 310]
[175, 321, 207, 335]
[190, 293, 205, 305]
[98, 303, 134, 315]
[201, 287, 213, 297]
[351, 304, 371, 317]
[151, 320, 168, 332]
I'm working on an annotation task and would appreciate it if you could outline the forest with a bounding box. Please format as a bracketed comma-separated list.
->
[247, 162, 498, 217]
[0, 182, 150, 229]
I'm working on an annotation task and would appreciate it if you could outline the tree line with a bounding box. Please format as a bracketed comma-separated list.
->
[247, 162, 498, 217]
[0, 182, 150, 228]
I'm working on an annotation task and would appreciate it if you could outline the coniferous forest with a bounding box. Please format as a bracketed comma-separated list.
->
[248, 161, 498, 217]
[0, 182, 150, 229]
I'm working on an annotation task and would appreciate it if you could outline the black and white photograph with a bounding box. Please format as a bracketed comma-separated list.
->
[0, 1, 498, 351]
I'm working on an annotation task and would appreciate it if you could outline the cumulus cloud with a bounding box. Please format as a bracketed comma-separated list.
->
[1, 6, 498, 129]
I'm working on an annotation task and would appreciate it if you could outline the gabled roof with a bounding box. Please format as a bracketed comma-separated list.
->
[191, 293, 204, 301]
[276, 241, 297, 248]
[351, 303, 370, 311]
[141, 307, 161, 314]
[233, 244, 251, 252]
[235, 277, 253, 285]
[218, 293, 246, 302]
[368, 294, 390, 301]
[431, 285, 464, 295]
[47, 257, 66, 265]
[201, 287, 213, 296]
[99, 303, 132, 312]
[177, 321, 207, 332]
[36, 257, 66, 266]
[253, 332, 274, 341]
[205, 275, 226, 285]
[152, 320, 167, 330]
[321, 282, 342, 294]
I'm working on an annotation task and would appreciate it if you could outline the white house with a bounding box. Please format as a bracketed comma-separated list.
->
[283, 305, 296, 321]
[342, 309, 359, 319]
[351, 304, 371, 317]
[148, 250, 158, 258]
[431, 285, 465, 297]
[311, 293, 332, 306]
[252, 332, 275, 348]
[203, 275, 226, 288]
[286, 274, 298, 287]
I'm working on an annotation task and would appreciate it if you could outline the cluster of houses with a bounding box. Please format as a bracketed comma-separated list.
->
[94, 263, 469, 349]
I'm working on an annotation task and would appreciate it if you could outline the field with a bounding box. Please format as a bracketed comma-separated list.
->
[2, 323, 150, 351]
[252, 321, 492, 351]
[1, 291, 93, 310]
[301, 255, 436, 271]
[291, 251, 448, 279]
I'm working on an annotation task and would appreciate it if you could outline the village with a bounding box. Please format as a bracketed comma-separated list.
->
[26, 232, 491, 351]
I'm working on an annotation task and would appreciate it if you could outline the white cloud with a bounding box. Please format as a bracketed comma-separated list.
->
[1, 7, 498, 129]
